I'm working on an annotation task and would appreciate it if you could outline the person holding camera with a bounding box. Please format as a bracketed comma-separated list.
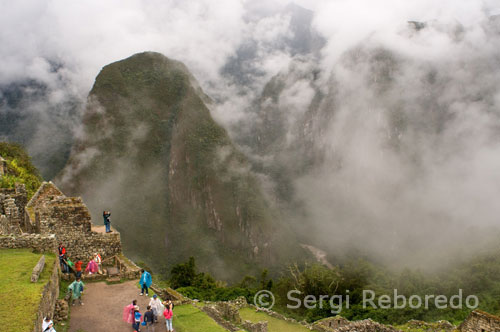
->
[103, 210, 111, 233]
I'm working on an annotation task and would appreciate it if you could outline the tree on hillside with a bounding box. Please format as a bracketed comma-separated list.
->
[0, 142, 42, 197]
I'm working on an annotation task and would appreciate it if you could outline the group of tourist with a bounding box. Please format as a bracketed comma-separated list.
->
[48, 212, 175, 332]
[56, 243, 102, 309]
[123, 270, 175, 332]
[58, 243, 103, 277]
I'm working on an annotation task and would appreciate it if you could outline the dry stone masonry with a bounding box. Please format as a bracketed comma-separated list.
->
[0, 181, 122, 262]
[459, 310, 500, 332]
[0, 233, 56, 252]
[23, 181, 122, 261]
[33, 258, 60, 332]
[312, 316, 402, 332]
[200, 297, 271, 332]
[406, 319, 455, 332]
[0, 184, 28, 234]
[53, 299, 69, 323]
[242, 320, 268, 332]
[31, 254, 46, 282]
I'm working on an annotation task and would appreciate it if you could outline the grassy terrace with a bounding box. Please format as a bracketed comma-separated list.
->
[0, 249, 56, 332]
[239, 307, 310, 332]
[174, 304, 229, 332]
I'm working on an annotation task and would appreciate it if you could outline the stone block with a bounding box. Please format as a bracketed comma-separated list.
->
[31, 255, 45, 282]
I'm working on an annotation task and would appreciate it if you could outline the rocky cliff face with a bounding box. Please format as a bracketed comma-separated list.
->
[236, 18, 500, 265]
[59, 52, 301, 280]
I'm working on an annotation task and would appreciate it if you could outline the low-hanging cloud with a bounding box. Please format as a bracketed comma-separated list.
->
[250, 0, 500, 269]
[2, 0, 500, 270]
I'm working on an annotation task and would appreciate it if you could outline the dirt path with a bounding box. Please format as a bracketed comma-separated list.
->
[68, 279, 164, 332]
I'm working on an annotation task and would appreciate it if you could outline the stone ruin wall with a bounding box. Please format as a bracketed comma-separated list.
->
[0, 181, 122, 262]
[200, 298, 269, 332]
[0, 233, 57, 252]
[26, 182, 122, 263]
[459, 310, 500, 332]
[33, 257, 60, 332]
[32, 194, 122, 261]
[0, 184, 28, 235]
[26, 181, 65, 210]
[312, 316, 350, 332]
[312, 316, 401, 332]
[242, 320, 268, 332]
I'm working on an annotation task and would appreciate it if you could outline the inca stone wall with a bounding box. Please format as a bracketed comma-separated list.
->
[459, 310, 500, 332]
[242, 320, 268, 332]
[407, 320, 455, 331]
[0, 184, 28, 234]
[312, 316, 350, 331]
[312, 317, 401, 332]
[58, 230, 122, 262]
[24, 182, 122, 261]
[33, 256, 60, 332]
[1, 181, 122, 261]
[199, 298, 269, 332]
[0, 233, 56, 252]
[36, 196, 92, 234]
[26, 181, 64, 210]
[200, 305, 241, 332]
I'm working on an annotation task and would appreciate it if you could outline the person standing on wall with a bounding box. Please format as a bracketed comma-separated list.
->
[139, 269, 152, 296]
[103, 210, 111, 233]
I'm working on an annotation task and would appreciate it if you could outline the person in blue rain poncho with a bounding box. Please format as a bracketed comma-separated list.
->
[139, 269, 152, 296]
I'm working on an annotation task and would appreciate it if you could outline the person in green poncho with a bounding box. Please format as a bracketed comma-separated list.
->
[68, 277, 85, 306]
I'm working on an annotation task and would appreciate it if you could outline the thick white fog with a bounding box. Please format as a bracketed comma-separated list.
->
[2, 0, 500, 268]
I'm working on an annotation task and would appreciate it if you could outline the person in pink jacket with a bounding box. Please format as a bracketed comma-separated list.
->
[163, 304, 173, 332]
[123, 300, 137, 324]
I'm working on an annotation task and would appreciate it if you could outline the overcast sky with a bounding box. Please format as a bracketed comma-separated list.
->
[1, 0, 498, 95]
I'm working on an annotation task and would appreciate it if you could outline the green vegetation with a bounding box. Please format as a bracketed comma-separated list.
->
[0, 249, 55, 332]
[0, 142, 42, 197]
[169, 251, 500, 327]
[173, 304, 228, 332]
[170, 257, 256, 302]
[239, 307, 309, 332]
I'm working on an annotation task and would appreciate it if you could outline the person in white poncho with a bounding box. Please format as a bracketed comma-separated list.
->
[149, 294, 164, 323]
[93, 253, 102, 274]
[42, 316, 56, 332]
